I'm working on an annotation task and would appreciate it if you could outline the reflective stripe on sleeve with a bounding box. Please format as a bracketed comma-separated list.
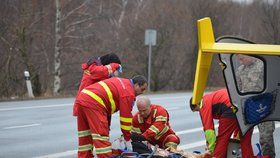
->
[121, 124, 132, 131]
[131, 127, 142, 134]
[120, 117, 132, 123]
[149, 125, 160, 134]
[105, 65, 113, 75]
[84, 70, 91, 75]
[155, 116, 167, 122]
[199, 99, 203, 108]
[99, 81, 116, 113]
[155, 126, 169, 140]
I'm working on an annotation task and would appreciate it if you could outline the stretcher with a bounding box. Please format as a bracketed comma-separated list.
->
[111, 138, 211, 158]
[112, 148, 211, 158]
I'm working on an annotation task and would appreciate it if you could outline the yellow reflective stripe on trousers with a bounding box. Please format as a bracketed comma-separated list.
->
[81, 89, 106, 108]
[78, 144, 93, 152]
[92, 133, 109, 141]
[95, 146, 112, 154]
[120, 117, 132, 123]
[99, 81, 116, 113]
[121, 124, 132, 131]
[78, 130, 91, 137]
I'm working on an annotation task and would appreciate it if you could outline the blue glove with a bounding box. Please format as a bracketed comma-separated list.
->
[118, 65, 123, 73]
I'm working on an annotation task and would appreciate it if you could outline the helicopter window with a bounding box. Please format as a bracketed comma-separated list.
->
[231, 54, 264, 94]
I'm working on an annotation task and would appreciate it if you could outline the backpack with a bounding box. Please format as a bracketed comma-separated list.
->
[244, 92, 276, 124]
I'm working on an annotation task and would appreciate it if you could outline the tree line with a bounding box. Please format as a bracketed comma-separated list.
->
[0, 0, 279, 99]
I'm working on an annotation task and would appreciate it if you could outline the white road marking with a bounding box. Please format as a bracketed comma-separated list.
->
[34, 150, 77, 158]
[33, 123, 280, 158]
[0, 104, 71, 111]
[0, 96, 188, 112]
[3, 123, 41, 130]
[179, 140, 206, 150]
[176, 124, 219, 135]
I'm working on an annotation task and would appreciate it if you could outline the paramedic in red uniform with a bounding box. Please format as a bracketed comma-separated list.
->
[131, 96, 180, 149]
[73, 53, 122, 116]
[76, 75, 148, 158]
[189, 89, 254, 158]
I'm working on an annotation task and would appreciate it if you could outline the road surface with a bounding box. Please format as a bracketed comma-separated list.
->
[0, 92, 279, 157]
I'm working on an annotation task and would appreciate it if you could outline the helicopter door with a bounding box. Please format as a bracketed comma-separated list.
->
[217, 37, 280, 135]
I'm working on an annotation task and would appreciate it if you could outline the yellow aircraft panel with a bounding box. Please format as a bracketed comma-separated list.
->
[203, 43, 280, 55]
[192, 17, 280, 105]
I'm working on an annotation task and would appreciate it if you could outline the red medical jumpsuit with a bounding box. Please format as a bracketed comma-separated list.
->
[131, 104, 180, 149]
[73, 60, 120, 116]
[76, 77, 135, 158]
[199, 89, 253, 158]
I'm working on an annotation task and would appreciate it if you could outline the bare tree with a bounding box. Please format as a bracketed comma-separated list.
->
[54, 0, 62, 95]
[1, 0, 278, 99]
[0, 1, 53, 98]
[53, 0, 102, 95]
[258, 0, 280, 44]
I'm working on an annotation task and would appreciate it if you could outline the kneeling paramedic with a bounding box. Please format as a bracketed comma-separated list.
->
[76, 75, 148, 158]
[190, 89, 254, 158]
[131, 96, 180, 151]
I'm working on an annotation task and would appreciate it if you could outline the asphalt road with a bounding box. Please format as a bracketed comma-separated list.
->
[0, 92, 279, 158]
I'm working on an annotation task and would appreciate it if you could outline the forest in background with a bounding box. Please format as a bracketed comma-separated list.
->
[0, 0, 279, 99]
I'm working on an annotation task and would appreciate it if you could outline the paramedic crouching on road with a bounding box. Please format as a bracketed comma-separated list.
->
[190, 89, 254, 158]
[131, 96, 180, 150]
[76, 75, 148, 158]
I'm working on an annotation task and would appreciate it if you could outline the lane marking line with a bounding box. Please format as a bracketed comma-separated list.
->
[176, 124, 219, 135]
[34, 150, 77, 158]
[0, 104, 71, 111]
[3, 123, 41, 130]
[0, 96, 187, 112]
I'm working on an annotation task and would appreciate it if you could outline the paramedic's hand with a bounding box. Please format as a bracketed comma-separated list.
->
[131, 133, 146, 142]
[124, 140, 132, 151]
[113, 65, 122, 76]
[189, 97, 199, 112]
